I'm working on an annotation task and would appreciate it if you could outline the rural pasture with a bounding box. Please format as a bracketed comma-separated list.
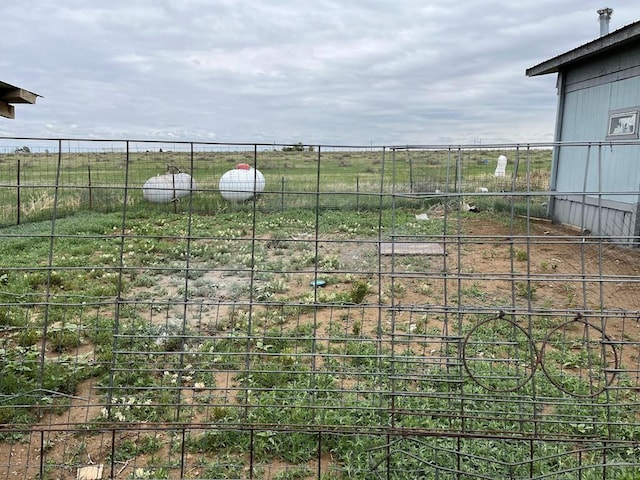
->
[0, 140, 639, 479]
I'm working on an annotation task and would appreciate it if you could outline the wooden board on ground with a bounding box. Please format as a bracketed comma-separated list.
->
[379, 242, 445, 255]
[77, 465, 104, 480]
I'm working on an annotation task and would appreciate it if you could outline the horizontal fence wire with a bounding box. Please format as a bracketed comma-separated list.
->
[0, 138, 639, 479]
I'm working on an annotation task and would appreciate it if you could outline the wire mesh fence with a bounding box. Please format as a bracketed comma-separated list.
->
[0, 140, 552, 225]
[0, 138, 639, 479]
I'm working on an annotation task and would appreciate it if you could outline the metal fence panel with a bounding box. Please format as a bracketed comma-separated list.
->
[0, 138, 639, 479]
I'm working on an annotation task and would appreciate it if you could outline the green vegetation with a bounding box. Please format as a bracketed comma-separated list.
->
[0, 147, 552, 226]
[0, 147, 638, 478]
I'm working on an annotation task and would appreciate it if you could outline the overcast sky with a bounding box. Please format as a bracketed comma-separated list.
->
[2, 1, 639, 146]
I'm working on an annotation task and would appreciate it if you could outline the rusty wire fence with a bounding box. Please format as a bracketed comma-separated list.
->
[0, 138, 639, 479]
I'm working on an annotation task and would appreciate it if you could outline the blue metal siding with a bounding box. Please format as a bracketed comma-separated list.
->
[551, 194, 637, 244]
[556, 141, 640, 205]
[550, 48, 640, 242]
[563, 43, 640, 91]
[560, 84, 611, 142]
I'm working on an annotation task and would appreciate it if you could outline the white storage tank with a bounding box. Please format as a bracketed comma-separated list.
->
[143, 172, 196, 203]
[219, 163, 265, 202]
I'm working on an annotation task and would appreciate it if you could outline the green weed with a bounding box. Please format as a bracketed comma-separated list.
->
[350, 280, 371, 304]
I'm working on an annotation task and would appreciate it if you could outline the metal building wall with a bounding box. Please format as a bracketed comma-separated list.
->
[550, 43, 640, 243]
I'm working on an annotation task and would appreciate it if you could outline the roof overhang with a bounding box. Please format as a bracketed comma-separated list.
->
[0, 80, 40, 119]
[526, 21, 640, 77]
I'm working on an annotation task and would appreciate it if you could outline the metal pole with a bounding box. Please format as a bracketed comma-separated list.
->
[16, 158, 21, 225]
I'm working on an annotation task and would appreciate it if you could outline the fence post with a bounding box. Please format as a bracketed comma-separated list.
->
[87, 164, 93, 210]
[16, 158, 21, 225]
[172, 171, 178, 213]
[281, 176, 285, 212]
[408, 152, 414, 192]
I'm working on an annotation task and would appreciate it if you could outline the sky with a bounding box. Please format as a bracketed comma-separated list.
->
[2, 1, 640, 147]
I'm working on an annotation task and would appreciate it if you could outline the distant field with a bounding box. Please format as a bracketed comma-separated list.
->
[0, 147, 553, 225]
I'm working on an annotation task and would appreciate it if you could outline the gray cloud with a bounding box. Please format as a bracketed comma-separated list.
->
[2, 1, 639, 145]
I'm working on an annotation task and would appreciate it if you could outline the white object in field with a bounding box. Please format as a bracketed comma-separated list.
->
[494, 155, 507, 177]
[475, 187, 489, 193]
[143, 172, 196, 203]
[219, 163, 266, 202]
[415, 213, 429, 221]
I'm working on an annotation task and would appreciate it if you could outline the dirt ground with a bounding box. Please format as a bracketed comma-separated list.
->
[2, 215, 640, 480]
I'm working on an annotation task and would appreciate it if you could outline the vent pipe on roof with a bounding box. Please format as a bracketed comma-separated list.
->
[597, 7, 613, 36]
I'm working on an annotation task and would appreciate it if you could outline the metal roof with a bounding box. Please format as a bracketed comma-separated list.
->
[0, 80, 40, 119]
[526, 20, 640, 77]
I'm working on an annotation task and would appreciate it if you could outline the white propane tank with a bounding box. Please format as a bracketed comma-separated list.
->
[143, 172, 196, 203]
[219, 163, 265, 202]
